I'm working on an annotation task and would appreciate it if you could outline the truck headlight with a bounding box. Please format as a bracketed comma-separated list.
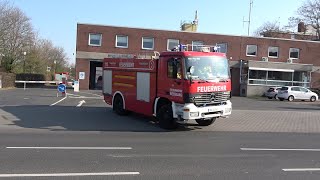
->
[190, 112, 199, 117]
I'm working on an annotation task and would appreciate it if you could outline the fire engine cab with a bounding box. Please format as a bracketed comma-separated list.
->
[103, 44, 232, 129]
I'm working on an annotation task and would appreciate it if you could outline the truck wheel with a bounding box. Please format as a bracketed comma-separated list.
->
[196, 118, 216, 126]
[113, 95, 128, 116]
[157, 104, 178, 130]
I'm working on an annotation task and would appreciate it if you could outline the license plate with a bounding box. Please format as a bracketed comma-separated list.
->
[208, 108, 216, 112]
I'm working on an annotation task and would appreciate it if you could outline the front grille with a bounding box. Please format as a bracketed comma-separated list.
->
[190, 92, 230, 106]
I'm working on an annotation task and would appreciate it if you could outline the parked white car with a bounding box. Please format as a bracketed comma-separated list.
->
[265, 87, 282, 99]
[277, 86, 319, 102]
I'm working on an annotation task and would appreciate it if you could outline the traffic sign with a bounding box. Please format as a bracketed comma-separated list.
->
[58, 84, 66, 93]
[79, 72, 85, 80]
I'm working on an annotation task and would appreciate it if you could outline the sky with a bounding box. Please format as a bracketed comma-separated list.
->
[10, 0, 304, 64]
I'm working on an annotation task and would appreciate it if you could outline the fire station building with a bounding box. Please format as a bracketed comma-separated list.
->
[76, 23, 320, 96]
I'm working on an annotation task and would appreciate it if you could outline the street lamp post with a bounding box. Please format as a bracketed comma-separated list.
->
[53, 60, 57, 81]
[23, 51, 27, 73]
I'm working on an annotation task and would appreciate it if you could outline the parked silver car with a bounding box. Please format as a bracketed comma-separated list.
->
[278, 86, 319, 102]
[265, 87, 282, 99]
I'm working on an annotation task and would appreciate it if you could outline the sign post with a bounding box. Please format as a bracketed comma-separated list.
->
[57, 84, 66, 97]
[73, 80, 79, 92]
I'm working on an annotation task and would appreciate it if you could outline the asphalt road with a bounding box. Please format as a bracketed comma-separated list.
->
[0, 88, 320, 179]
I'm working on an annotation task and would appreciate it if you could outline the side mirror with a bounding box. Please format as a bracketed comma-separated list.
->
[188, 66, 195, 75]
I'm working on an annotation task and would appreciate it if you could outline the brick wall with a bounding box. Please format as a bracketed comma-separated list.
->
[77, 23, 320, 65]
[76, 23, 320, 90]
[75, 58, 90, 90]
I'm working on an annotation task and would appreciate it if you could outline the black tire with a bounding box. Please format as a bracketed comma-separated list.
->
[310, 96, 317, 102]
[288, 95, 294, 102]
[267, 97, 272, 99]
[279, 98, 284, 101]
[113, 95, 129, 116]
[196, 118, 216, 126]
[157, 104, 178, 130]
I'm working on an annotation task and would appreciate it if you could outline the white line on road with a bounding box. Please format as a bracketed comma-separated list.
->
[80, 91, 103, 97]
[282, 168, 320, 172]
[76, 100, 86, 107]
[241, 148, 320, 152]
[0, 172, 140, 177]
[66, 93, 82, 97]
[70, 96, 101, 99]
[49, 97, 67, 106]
[6, 147, 132, 150]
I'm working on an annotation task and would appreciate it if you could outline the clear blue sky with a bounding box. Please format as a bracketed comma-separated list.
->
[11, 0, 304, 64]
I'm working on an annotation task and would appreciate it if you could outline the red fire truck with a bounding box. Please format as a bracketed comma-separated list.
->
[103, 44, 232, 129]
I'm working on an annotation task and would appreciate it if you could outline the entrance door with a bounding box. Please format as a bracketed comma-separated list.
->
[89, 61, 103, 90]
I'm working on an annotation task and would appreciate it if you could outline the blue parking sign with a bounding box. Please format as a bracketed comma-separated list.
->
[58, 84, 66, 93]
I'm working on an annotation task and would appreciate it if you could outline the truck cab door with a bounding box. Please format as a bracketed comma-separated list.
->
[158, 57, 184, 103]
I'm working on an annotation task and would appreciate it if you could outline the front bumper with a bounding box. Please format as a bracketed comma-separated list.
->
[174, 100, 232, 121]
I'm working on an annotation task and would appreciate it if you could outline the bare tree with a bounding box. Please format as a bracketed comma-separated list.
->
[253, 20, 285, 37]
[0, 0, 35, 72]
[289, 0, 320, 39]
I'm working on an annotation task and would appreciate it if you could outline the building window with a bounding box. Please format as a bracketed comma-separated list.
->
[268, 46, 279, 58]
[289, 48, 300, 59]
[167, 39, 179, 51]
[116, 35, 128, 48]
[88, 33, 102, 46]
[217, 43, 228, 53]
[142, 37, 154, 50]
[248, 69, 310, 87]
[192, 41, 204, 51]
[246, 45, 257, 56]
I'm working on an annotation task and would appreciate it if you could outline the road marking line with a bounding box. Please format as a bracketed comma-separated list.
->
[66, 93, 82, 97]
[50, 97, 67, 106]
[76, 100, 86, 107]
[69, 96, 101, 99]
[241, 148, 320, 152]
[6, 147, 132, 150]
[282, 168, 320, 172]
[0, 172, 140, 177]
[77, 91, 103, 97]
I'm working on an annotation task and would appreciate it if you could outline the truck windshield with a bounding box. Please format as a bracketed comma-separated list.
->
[185, 56, 230, 80]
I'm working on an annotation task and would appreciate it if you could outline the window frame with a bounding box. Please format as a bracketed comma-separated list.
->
[216, 43, 228, 53]
[289, 48, 300, 59]
[192, 41, 204, 51]
[246, 45, 258, 57]
[88, 33, 102, 46]
[268, 46, 279, 58]
[115, 35, 128, 48]
[167, 58, 182, 79]
[167, 39, 179, 51]
[142, 37, 154, 50]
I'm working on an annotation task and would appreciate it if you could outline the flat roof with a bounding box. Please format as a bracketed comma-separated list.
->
[77, 22, 320, 44]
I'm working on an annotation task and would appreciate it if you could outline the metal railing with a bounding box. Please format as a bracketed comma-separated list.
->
[15, 81, 62, 90]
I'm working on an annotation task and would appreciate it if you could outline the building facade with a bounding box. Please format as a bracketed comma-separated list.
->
[76, 23, 320, 96]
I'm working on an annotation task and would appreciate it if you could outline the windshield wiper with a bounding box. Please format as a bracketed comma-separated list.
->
[191, 76, 209, 83]
[217, 76, 229, 82]
[207, 76, 229, 82]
